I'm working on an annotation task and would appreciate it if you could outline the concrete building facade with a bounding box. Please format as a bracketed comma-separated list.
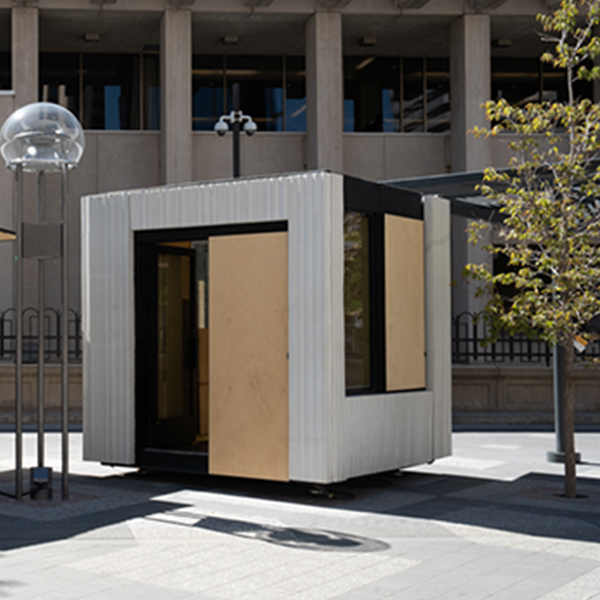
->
[3, 0, 598, 428]
[0, 0, 576, 316]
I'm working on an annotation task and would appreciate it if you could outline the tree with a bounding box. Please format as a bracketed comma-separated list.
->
[466, 0, 600, 498]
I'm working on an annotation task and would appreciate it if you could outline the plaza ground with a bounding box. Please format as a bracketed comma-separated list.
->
[1, 430, 600, 599]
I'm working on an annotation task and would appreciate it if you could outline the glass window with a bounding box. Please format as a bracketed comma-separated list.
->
[425, 58, 450, 132]
[39, 53, 80, 120]
[344, 211, 371, 390]
[0, 52, 10, 90]
[344, 57, 400, 132]
[192, 55, 225, 131]
[192, 55, 306, 132]
[143, 54, 160, 131]
[227, 56, 283, 131]
[83, 54, 140, 130]
[403, 58, 424, 132]
[492, 57, 593, 107]
[284, 56, 306, 132]
[492, 58, 541, 105]
[39, 52, 159, 130]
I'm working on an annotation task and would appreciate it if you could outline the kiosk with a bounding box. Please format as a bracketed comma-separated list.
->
[82, 171, 451, 483]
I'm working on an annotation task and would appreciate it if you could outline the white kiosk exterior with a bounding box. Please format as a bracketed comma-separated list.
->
[82, 171, 451, 484]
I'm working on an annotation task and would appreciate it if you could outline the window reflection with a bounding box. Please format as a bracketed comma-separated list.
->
[285, 56, 306, 132]
[40, 53, 80, 119]
[39, 52, 159, 130]
[344, 211, 371, 390]
[344, 56, 450, 133]
[344, 57, 400, 132]
[192, 55, 306, 132]
[425, 58, 450, 132]
[491, 58, 593, 105]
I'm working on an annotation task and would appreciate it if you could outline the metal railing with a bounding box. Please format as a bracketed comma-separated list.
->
[0, 308, 82, 363]
[452, 311, 600, 366]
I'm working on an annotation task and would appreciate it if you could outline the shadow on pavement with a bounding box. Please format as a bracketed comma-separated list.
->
[1, 466, 599, 553]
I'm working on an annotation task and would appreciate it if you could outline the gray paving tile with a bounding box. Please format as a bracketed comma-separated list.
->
[2, 432, 600, 600]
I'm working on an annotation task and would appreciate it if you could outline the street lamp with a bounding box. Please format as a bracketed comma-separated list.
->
[214, 83, 257, 178]
[0, 102, 85, 500]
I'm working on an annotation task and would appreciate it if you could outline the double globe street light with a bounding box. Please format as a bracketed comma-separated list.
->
[214, 83, 257, 178]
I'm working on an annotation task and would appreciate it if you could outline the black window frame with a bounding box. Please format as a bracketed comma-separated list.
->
[343, 176, 423, 396]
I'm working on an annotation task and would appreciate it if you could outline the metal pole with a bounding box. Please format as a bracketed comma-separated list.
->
[14, 164, 23, 501]
[232, 83, 240, 178]
[547, 344, 581, 463]
[553, 345, 565, 455]
[37, 171, 45, 468]
[60, 164, 69, 500]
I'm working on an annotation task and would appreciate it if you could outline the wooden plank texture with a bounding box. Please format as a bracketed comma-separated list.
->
[385, 215, 426, 391]
[208, 231, 289, 481]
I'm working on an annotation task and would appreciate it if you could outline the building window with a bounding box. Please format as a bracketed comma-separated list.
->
[344, 211, 371, 390]
[492, 57, 593, 105]
[0, 52, 10, 90]
[344, 56, 450, 133]
[39, 52, 160, 131]
[192, 55, 306, 132]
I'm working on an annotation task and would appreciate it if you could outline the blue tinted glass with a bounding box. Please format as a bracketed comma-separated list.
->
[193, 86, 224, 131]
[104, 85, 122, 130]
[266, 87, 283, 131]
[381, 88, 397, 132]
[285, 98, 306, 132]
[344, 99, 355, 132]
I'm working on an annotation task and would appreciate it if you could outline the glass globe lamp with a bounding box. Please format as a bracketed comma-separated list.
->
[0, 102, 85, 171]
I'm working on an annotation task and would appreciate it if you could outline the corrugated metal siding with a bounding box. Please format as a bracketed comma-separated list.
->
[82, 173, 450, 480]
[129, 176, 288, 231]
[82, 192, 135, 464]
[84, 171, 345, 480]
[287, 173, 345, 483]
[341, 391, 434, 478]
[424, 195, 452, 459]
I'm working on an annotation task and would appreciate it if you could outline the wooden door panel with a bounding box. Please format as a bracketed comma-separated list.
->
[208, 231, 289, 481]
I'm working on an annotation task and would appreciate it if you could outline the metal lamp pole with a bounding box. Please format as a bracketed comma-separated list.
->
[1, 102, 85, 501]
[214, 83, 258, 178]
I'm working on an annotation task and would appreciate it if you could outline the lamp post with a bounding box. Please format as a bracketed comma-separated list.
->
[214, 83, 257, 178]
[0, 102, 85, 500]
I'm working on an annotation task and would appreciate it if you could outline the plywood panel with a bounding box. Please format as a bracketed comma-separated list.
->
[209, 231, 289, 481]
[385, 215, 426, 391]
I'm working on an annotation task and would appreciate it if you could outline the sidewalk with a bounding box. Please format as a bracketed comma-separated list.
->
[1, 431, 600, 599]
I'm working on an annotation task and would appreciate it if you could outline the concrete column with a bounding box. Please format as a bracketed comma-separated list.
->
[11, 6, 38, 109]
[450, 14, 491, 172]
[305, 12, 343, 172]
[160, 8, 192, 184]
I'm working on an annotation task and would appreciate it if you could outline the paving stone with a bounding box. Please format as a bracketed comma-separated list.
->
[2, 431, 600, 599]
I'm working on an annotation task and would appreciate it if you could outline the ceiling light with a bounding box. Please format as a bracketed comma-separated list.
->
[360, 36, 377, 47]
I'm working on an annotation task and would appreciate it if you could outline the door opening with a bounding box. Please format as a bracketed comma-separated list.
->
[135, 240, 209, 471]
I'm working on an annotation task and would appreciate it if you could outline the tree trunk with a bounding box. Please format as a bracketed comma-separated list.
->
[563, 340, 577, 498]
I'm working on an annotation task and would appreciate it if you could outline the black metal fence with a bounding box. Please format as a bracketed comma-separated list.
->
[452, 311, 600, 366]
[0, 308, 82, 363]
[3, 307, 598, 367]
